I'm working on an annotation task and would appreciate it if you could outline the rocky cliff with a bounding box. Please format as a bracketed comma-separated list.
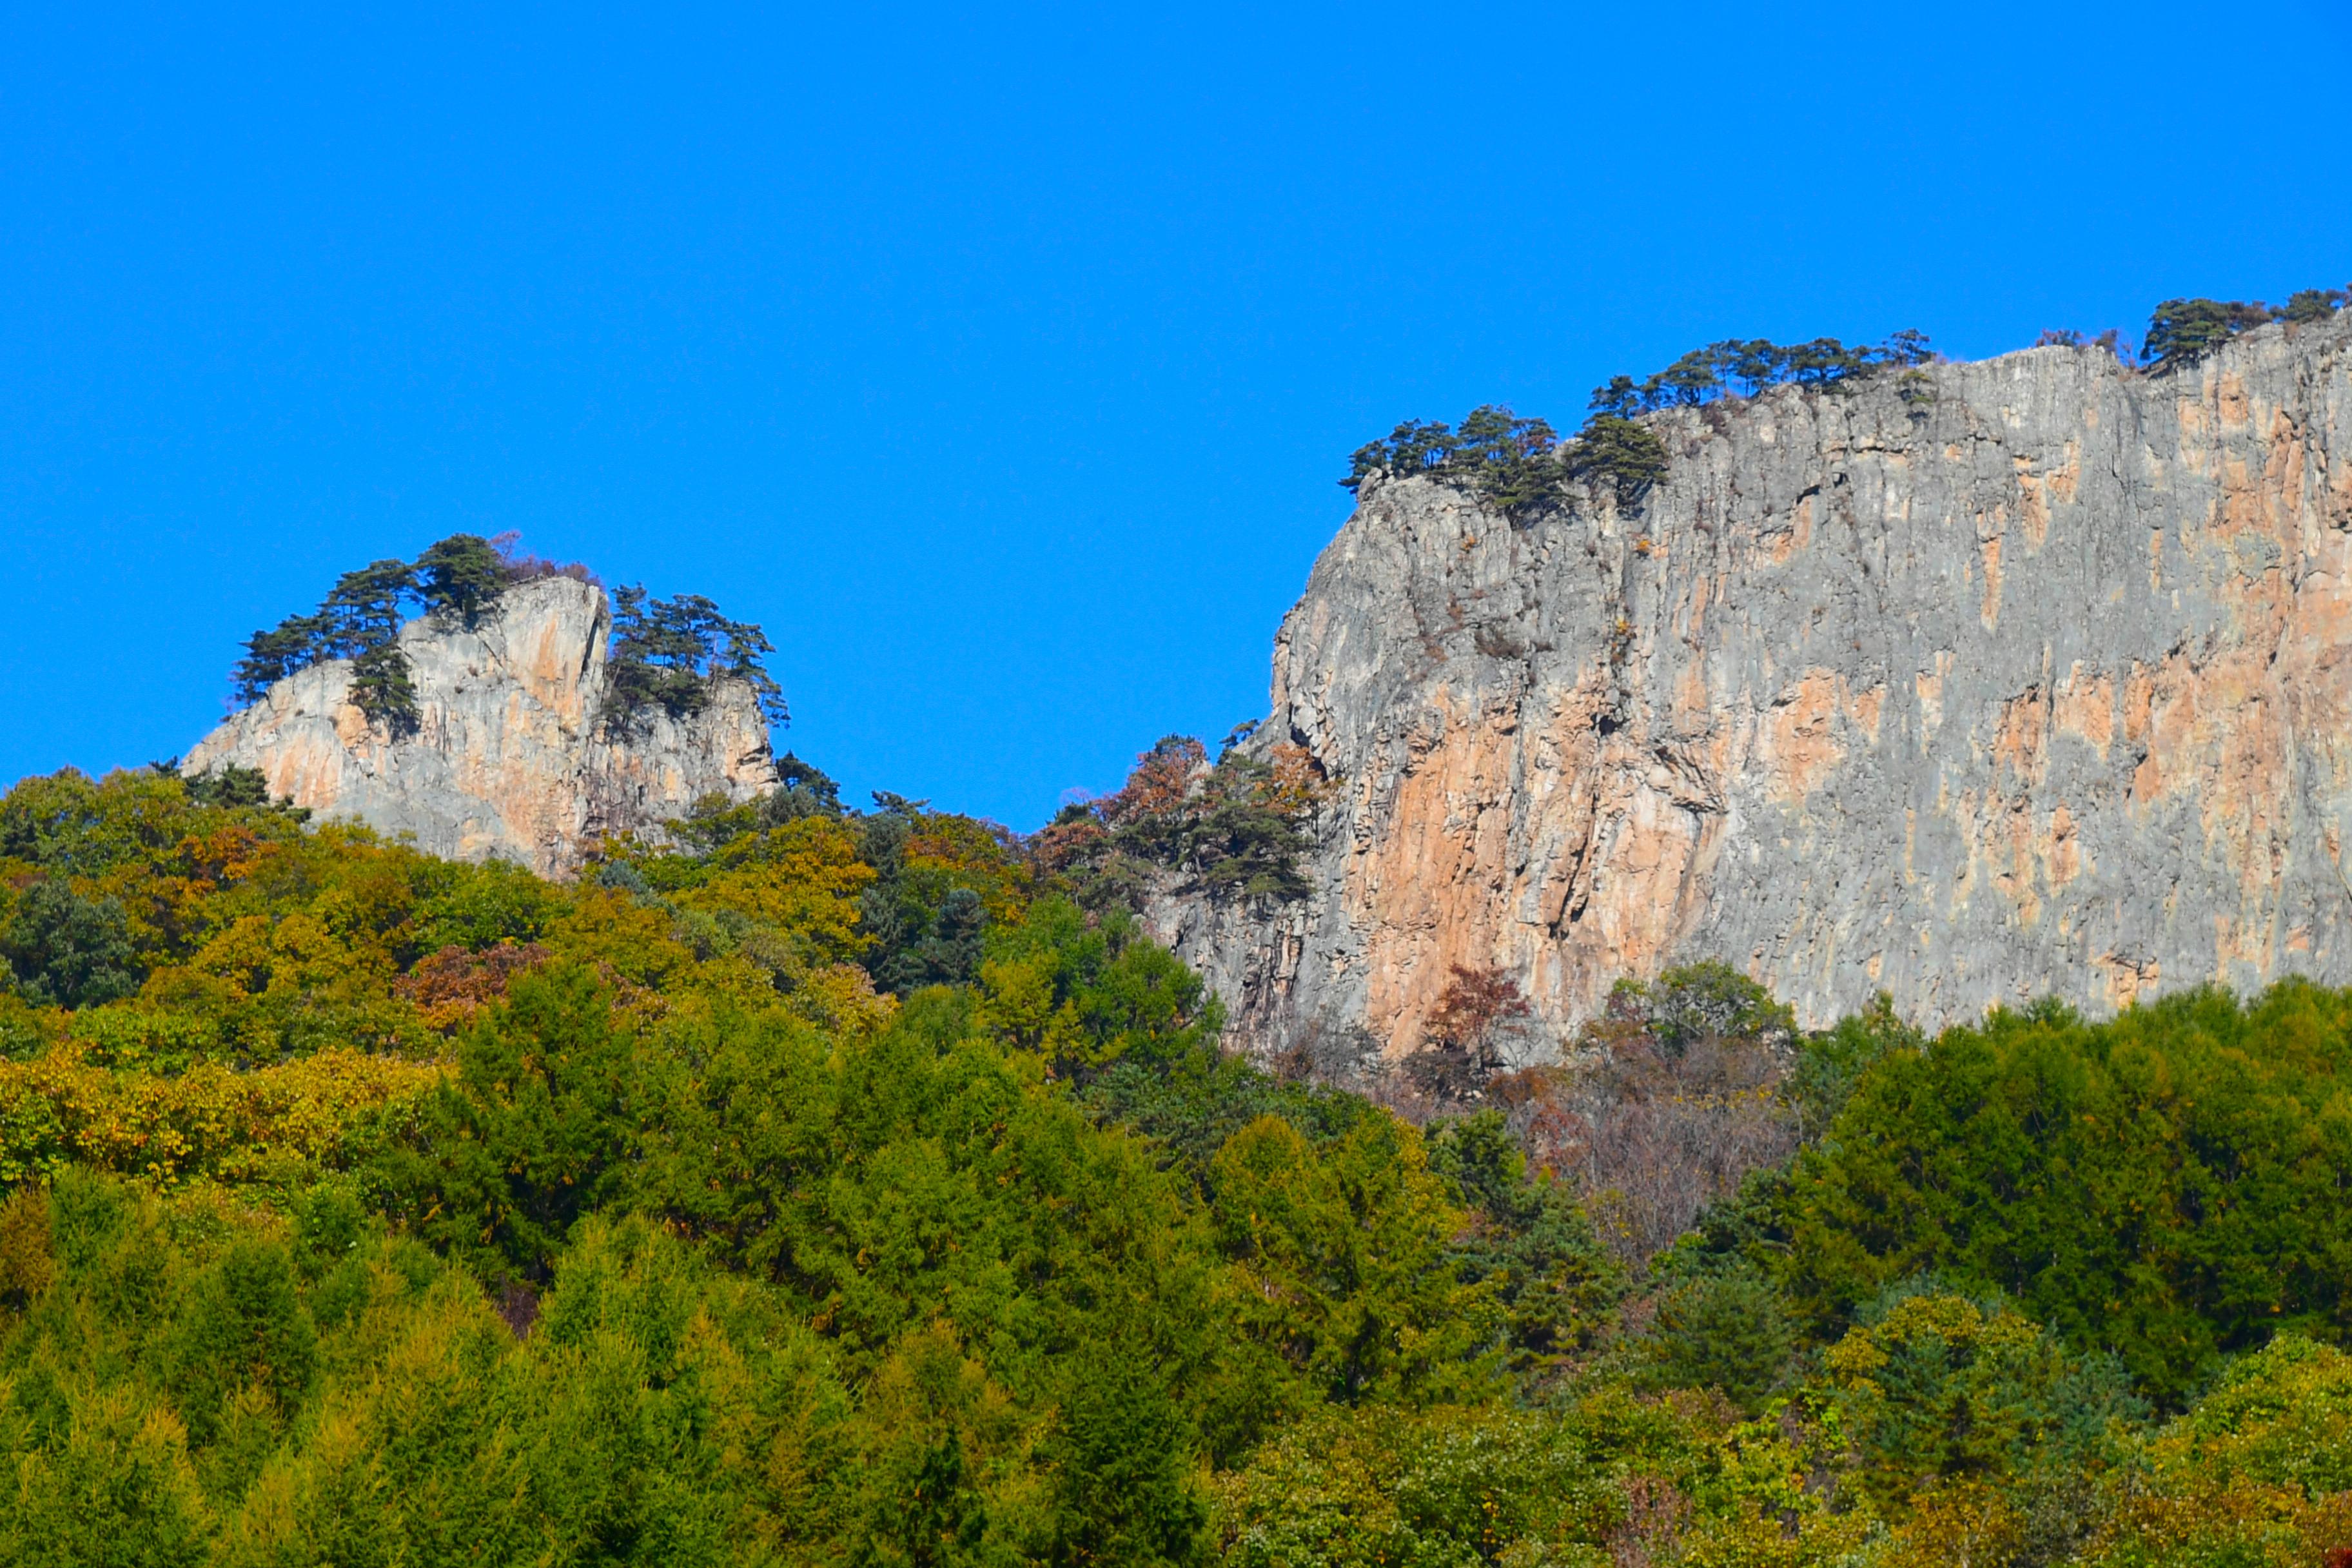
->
[184, 576, 777, 876]
[1158, 311, 2352, 1059]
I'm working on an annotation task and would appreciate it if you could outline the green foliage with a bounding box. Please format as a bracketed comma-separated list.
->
[2139, 287, 2345, 370]
[1560, 413, 1667, 508]
[1046, 1349, 1208, 1568]
[1588, 330, 1935, 416]
[1210, 1111, 1493, 1406]
[15, 745, 2352, 1560]
[317, 560, 414, 661]
[177, 765, 302, 819]
[858, 799, 1001, 994]
[2074, 1335, 2352, 1568]
[975, 896, 1222, 1073]
[605, 586, 789, 728]
[1775, 982, 2352, 1404]
[1341, 406, 1560, 517]
[1449, 406, 1561, 515]
[1637, 1266, 1796, 1413]
[168, 1238, 319, 1446]
[1786, 990, 1919, 1139]
[1077, 1046, 1369, 1187]
[1211, 1405, 1616, 1568]
[346, 642, 418, 732]
[226, 534, 533, 709]
[1426, 1112, 1624, 1370]
[1340, 329, 1934, 521]
[1603, 961, 1792, 1057]
[1821, 1286, 2143, 1516]
[2282, 286, 2347, 324]
[2, 879, 139, 1010]
[1041, 736, 1320, 910]
[411, 533, 505, 624]
[367, 963, 637, 1281]
[411, 856, 562, 952]
[2143, 297, 2280, 369]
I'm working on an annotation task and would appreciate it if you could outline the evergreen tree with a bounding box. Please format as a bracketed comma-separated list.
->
[231, 613, 331, 703]
[1340, 418, 1459, 491]
[318, 560, 416, 662]
[1639, 1266, 1796, 1411]
[349, 642, 420, 732]
[2143, 297, 2279, 369]
[605, 587, 789, 728]
[1563, 414, 1667, 506]
[1, 878, 139, 1009]
[2282, 287, 2347, 324]
[1048, 1352, 1206, 1568]
[414, 533, 507, 625]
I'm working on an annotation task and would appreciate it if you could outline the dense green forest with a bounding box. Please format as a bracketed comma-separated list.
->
[2, 751, 2350, 1568]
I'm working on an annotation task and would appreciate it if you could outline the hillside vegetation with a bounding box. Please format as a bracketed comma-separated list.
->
[1, 754, 2350, 1568]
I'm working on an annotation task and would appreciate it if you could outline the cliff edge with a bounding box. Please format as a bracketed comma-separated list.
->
[183, 575, 777, 875]
[1159, 311, 2352, 1057]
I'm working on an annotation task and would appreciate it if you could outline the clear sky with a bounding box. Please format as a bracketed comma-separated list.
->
[3, 1, 2347, 829]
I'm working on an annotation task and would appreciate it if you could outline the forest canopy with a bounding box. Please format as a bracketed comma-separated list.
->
[2, 752, 2351, 1567]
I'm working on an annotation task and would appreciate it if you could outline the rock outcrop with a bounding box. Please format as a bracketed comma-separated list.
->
[1157, 312, 2352, 1059]
[184, 576, 776, 876]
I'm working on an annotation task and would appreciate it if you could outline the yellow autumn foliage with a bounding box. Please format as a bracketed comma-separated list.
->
[0, 1044, 444, 1186]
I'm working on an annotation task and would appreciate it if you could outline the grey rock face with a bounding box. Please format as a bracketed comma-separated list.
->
[183, 576, 777, 876]
[1156, 313, 2352, 1057]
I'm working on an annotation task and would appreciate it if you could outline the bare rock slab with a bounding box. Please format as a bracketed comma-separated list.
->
[1159, 314, 2352, 1057]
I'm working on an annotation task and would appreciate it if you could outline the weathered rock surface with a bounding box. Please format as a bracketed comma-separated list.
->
[1157, 313, 2352, 1058]
[184, 576, 776, 876]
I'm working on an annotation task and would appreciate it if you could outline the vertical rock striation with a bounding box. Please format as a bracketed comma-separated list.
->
[183, 576, 777, 876]
[1157, 313, 2352, 1057]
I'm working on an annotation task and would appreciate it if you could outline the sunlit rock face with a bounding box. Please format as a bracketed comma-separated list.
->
[1159, 313, 2352, 1060]
[184, 576, 777, 876]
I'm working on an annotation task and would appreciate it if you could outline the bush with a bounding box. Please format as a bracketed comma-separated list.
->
[1039, 735, 1321, 909]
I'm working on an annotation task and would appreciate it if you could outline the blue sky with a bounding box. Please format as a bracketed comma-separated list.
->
[3, 1, 2347, 829]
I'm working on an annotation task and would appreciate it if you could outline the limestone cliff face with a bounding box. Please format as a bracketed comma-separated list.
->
[1158, 312, 2352, 1058]
[184, 576, 777, 876]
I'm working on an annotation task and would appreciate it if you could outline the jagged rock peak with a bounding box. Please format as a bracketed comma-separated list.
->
[1155, 311, 2352, 1060]
[184, 574, 777, 876]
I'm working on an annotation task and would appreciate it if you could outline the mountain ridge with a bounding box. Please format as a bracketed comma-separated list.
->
[1153, 310, 2352, 1058]
[183, 574, 777, 875]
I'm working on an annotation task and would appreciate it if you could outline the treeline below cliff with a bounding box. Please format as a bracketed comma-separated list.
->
[1, 758, 2350, 1568]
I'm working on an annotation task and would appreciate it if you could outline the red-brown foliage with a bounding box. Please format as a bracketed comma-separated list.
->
[394, 940, 551, 1032]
